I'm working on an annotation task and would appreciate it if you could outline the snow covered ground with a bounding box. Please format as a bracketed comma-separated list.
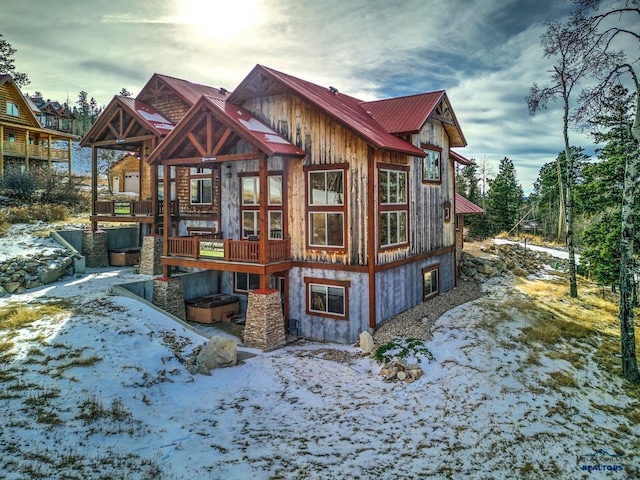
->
[0, 235, 638, 479]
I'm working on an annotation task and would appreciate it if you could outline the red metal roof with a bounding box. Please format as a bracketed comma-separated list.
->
[361, 92, 444, 135]
[455, 193, 484, 215]
[147, 73, 228, 106]
[205, 96, 306, 158]
[450, 149, 473, 165]
[229, 65, 426, 158]
[118, 96, 175, 136]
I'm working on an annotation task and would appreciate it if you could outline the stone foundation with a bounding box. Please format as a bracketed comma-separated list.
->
[152, 277, 186, 320]
[82, 230, 109, 267]
[139, 235, 163, 276]
[244, 289, 286, 351]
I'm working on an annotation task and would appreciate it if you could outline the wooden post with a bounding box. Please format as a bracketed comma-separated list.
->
[367, 146, 377, 330]
[0, 125, 4, 178]
[24, 131, 29, 171]
[91, 145, 98, 231]
[258, 155, 269, 289]
[47, 134, 52, 171]
[162, 159, 171, 277]
[67, 138, 72, 180]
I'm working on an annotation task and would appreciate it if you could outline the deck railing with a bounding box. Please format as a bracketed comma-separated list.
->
[2, 141, 69, 160]
[93, 200, 179, 217]
[167, 236, 290, 264]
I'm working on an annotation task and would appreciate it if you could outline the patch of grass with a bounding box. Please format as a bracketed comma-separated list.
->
[76, 395, 133, 424]
[23, 388, 60, 408]
[0, 301, 72, 332]
[547, 350, 586, 369]
[546, 370, 578, 389]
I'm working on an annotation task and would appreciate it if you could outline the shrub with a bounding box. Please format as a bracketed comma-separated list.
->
[5, 204, 69, 224]
[0, 169, 40, 201]
[373, 337, 435, 365]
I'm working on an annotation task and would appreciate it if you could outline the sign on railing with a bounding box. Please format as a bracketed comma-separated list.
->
[114, 202, 131, 215]
[199, 240, 225, 258]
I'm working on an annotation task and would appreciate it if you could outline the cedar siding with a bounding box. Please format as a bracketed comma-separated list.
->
[83, 65, 469, 344]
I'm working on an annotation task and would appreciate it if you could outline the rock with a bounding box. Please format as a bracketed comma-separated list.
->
[195, 336, 237, 373]
[4, 282, 20, 293]
[397, 371, 407, 381]
[512, 267, 529, 277]
[359, 331, 375, 353]
[0, 286, 5, 297]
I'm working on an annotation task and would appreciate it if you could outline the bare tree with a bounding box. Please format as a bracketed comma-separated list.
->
[526, 19, 610, 298]
[571, 0, 639, 383]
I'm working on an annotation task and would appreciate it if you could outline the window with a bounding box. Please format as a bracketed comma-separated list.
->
[157, 166, 176, 201]
[6, 102, 19, 117]
[8, 133, 15, 142]
[307, 167, 346, 249]
[422, 266, 439, 300]
[422, 147, 441, 182]
[455, 215, 461, 231]
[444, 201, 451, 223]
[190, 167, 212, 205]
[235, 272, 260, 292]
[240, 173, 283, 239]
[379, 167, 409, 248]
[304, 277, 350, 319]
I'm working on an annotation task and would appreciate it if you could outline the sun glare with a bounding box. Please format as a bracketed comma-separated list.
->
[175, 0, 264, 40]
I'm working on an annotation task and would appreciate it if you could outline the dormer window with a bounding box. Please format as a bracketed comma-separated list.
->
[421, 144, 442, 183]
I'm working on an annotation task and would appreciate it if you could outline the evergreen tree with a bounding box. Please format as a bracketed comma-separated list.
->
[486, 157, 523, 235]
[119, 87, 132, 97]
[0, 33, 29, 87]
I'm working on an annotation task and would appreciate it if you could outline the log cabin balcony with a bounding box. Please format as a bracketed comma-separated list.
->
[165, 234, 291, 266]
[2, 140, 70, 161]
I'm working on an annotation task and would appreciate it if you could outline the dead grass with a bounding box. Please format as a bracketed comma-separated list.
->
[0, 301, 75, 334]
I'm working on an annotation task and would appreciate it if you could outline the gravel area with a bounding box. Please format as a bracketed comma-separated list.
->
[372, 279, 484, 345]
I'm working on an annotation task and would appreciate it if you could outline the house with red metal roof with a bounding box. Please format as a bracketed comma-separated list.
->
[82, 65, 475, 346]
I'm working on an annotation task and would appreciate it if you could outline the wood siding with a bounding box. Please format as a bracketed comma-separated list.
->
[0, 83, 33, 127]
[143, 95, 190, 125]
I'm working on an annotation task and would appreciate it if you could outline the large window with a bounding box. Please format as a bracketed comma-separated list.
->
[307, 167, 346, 248]
[379, 167, 409, 248]
[422, 146, 441, 183]
[304, 277, 350, 319]
[6, 102, 19, 117]
[422, 266, 439, 300]
[235, 272, 260, 292]
[157, 165, 176, 201]
[240, 173, 283, 239]
[190, 167, 212, 205]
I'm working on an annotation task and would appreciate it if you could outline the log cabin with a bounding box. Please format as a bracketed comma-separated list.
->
[0, 74, 76, 179]
[83, 65, 478, 345]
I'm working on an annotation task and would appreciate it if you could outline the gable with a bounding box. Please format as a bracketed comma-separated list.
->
[0, 74, 42, 128]
[80, 96, 173, 148]
[362, 92, 466, 147]
[147, 94, 305, 165]
[228, 65, 426, 158]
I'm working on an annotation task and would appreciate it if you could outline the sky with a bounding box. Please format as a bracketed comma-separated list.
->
[0, 0, 627, 194]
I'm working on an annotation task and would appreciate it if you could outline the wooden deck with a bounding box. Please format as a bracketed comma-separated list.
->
[2, 141, 70, 161]
[167, 236, 291, 264]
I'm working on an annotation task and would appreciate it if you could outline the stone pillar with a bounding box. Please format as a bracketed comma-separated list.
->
[244, 289, 286, 351]
[139, 234, 163, 276]
[81, 230, 109, 267]
[152, 277, 186, 320]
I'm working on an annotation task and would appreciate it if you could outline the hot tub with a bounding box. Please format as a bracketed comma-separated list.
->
[185, 294, 240, 324]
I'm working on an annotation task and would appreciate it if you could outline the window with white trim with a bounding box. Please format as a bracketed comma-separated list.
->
[379, 167, 409, 247]
[190, 167, 212, 205]
[240, 174, 283, 239]
[6, 102, 19, 117]
[423, 266, 439, 300]
[423, 148, 441, 182]
[307, 169, 345, 248]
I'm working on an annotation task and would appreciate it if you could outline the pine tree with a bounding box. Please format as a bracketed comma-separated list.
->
[0, 33, 29, 87]
[486, 157, 523, 235]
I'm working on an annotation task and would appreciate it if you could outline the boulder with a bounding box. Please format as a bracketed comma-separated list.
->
[4, 282, 20, 293]
[195, 336, 237, 373]
[359, 331, 375, 353]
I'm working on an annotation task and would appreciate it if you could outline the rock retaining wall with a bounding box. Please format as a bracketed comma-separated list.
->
[0, 249, 77, 297]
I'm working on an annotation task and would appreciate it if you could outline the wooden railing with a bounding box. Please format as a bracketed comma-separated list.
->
[94, 199, 179, 217]
[167, 236, 291, 263]
[2, 141, 69, 160]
